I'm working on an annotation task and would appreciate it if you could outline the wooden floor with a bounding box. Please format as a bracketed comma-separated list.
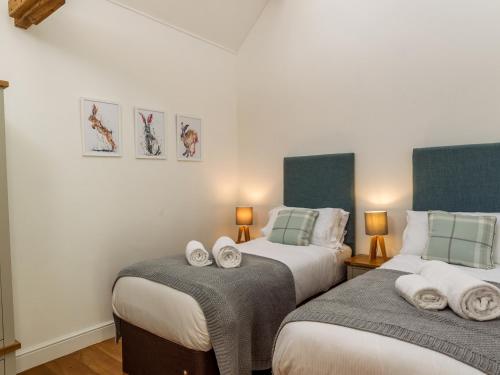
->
[20, 339, 124, 375]
[20, 339, 272, 375]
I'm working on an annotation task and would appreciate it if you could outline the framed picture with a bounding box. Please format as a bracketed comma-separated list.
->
[176, 114, 202, 161]
[81, 98, 121, 156]
[134, 108, 166, 159]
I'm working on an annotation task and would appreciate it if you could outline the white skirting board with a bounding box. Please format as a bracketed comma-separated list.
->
[15, 320, 116, 373]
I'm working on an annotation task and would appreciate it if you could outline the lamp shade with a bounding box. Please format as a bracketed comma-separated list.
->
[365, 211, 388, 235]
[236, 207, 253, 225]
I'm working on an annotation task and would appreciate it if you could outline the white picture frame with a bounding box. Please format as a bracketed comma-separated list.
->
[134, 107, 166, 160]
[176, 114, 202, 161]
[80, 98, 121, 157]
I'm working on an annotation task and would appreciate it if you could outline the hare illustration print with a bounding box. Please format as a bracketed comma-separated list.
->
[81, 98, 121, 156]
[139, 112, 161, 156]
[89, 104, 116, 151]
[134, 108, 166, 159]
[180, 123, 198, 157]
[177, 115, 202, 161]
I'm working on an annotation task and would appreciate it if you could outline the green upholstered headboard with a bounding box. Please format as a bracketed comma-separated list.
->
[284, 153, 355, 250]
[413, 142, 500, 212]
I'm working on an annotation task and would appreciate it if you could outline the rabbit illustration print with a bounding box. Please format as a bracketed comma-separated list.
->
[176, 114, 202, 161]
[134, 108, 166, 159]
[81, 98, 121, 156]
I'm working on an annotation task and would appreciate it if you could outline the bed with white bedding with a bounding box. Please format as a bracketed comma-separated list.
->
[112, 152, 356, 375]
[274, 143, 500, 375]
[112, 238, 352, 352]
[273, 254, 500, 375]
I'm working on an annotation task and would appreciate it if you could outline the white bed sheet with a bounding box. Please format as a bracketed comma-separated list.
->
[273, 255, 500, 375]
[112, 238, 351, 351]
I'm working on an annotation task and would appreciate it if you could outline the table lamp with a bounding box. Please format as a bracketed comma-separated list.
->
[365, 211, 388, 260]
[236, 207, 253, 243]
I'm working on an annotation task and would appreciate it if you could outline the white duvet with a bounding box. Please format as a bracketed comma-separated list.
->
[273, 255, 500, 375]
[112, 238, 351, 351]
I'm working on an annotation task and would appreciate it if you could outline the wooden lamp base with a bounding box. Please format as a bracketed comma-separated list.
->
[369, 235, 388, 261]
[237, 226, 250, 243]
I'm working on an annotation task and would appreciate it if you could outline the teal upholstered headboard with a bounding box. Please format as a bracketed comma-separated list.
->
[284, 153, 355, 250]
[413, 142, 500, 212]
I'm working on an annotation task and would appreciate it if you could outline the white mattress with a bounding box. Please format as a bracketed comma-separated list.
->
[112, 238, 351, 351]
[273, 255, 500, 375]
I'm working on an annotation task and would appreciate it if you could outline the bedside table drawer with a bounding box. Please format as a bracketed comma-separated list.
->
[348, 266, 370, 280]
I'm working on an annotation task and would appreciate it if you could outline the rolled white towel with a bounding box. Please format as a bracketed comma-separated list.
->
[420, 261, 500, 321]
[395, 274, 448, 310]
[212, 236, 242, 269]
[185, 240, 212, 267]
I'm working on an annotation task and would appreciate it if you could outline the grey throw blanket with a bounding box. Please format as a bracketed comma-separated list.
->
[114, 254, 295, 375]
[277, 269, 500, 375]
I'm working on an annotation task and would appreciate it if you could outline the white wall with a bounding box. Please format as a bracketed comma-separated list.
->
[237, 0, 500, 254]
[0, 0, 238, 370]
[4, 0, 500, 371]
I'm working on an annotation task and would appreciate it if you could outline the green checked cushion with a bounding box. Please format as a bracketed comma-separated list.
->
[268, 208, 319, 246]
[422, 211, 497, 269]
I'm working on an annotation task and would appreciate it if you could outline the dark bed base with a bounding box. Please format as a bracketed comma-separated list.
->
[121, 320, 273, 375]
[121, 320, 219, 375]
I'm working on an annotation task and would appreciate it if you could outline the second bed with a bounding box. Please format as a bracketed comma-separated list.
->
[273, 143, 500, 375]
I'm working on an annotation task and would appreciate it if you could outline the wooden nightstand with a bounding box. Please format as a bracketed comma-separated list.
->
[345, 255, 391, 280]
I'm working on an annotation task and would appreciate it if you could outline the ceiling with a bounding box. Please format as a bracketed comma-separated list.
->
[110, 0, 269, 52]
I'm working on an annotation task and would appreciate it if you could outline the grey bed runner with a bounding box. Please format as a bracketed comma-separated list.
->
[113, 253, 295, 375]
[277, 269, 500, 375]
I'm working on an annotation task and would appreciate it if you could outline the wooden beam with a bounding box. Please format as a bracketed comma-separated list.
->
[0, 81, 9, 89]
[8, 0, 38, 18]
[9, 0, 65, 29]
[0, 340, 21, 356]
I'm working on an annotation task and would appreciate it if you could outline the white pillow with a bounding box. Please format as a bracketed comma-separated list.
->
[400, 210, 500, 264]
[311, 208, 346, 248]
[261, 206, 348, 249]
[400, 211, 429, 256]
[329, 210, 350, 249]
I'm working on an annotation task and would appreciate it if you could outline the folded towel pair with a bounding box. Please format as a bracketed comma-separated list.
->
[185, 237, 242, 269]
[396, 261, 500, 321]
